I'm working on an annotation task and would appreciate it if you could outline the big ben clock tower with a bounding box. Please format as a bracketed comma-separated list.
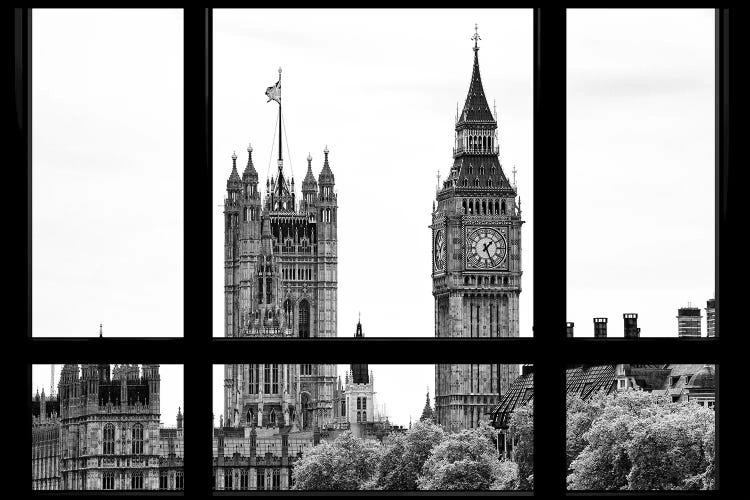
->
[432, 27, 522, 432]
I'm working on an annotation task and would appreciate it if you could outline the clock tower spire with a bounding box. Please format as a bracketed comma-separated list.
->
[432, 27, 523, 432]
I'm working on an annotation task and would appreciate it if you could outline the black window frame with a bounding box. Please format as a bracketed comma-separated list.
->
[16, 7, 737, 496]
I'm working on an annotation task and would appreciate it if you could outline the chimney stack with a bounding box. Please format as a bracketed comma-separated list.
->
[594, 317, 608, 338]
[623, 313, 639, 338]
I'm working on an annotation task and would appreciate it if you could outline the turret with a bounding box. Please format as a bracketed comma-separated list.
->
[177, 406, 184, 431]
[143, 364, 160, 412]
[301, 153, 318, 211]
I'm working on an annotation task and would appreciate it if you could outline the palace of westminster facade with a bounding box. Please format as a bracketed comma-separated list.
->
[31, 32, 521, 491]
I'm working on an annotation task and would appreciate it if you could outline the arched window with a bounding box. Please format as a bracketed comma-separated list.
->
[357, 397, 362, 410]
[103, 424, 115, 455]
[482, 201, 487, 214]
[462, 178, 468, 187]
[462, 199, 467, 214]
[488, 178, 493, 188]
[298, 300, 310, 338]
[357, 411, 362, 422]
[362, 398, 367, 410]
[132, 470, 144, 490]
[272, 364, 279, 393]
[474, 178, 480, 187]
[132, 424, 143, 455]
[341, 400, 346, 416]
[103, 472, 115, 490]
[495, 201, 500, 213]
[501, 200, 506, 215]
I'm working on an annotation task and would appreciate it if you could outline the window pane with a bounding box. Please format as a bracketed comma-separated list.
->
[31, 364, 184, 491]
[31, 9, 184, 337]
[567, 9, 715, 337]
[214, 362, 530, 490]
[213, 9, 533, 337]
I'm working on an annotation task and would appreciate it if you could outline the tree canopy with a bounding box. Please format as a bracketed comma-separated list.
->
[417, 422, 518, 490]
[291, 431, 382, 490]
[567, 390, 715, 491]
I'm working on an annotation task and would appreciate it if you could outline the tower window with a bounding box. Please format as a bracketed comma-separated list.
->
[103, 424, 115, 455]
[264, 364, 271, 394]
[103, 472, 115, 490]
[131, 471, 144, 490]
[501, 200, 506, 215]
[132, 424, 143, 455]
[463, 178, 468, 187]
[474, 178, 480, 187]
[272, 364, 279, 393]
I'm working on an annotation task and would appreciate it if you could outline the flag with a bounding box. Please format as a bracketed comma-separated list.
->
[265, 80, 281, 103]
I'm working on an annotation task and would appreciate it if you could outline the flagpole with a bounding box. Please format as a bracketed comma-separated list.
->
[278, 67, 282, 165]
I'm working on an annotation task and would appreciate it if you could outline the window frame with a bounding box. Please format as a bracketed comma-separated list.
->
[18, 7, 734, 496]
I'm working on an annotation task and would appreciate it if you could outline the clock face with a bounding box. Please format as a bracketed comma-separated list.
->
[434, 229, 446, 272]
[466, 227, 507, 269]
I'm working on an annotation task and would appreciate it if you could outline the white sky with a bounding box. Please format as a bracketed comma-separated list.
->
[212, 9, 534, 339]
[31, 9, 184, 337]
[567, 9, 715, 337]
[32, 364, 184, 427]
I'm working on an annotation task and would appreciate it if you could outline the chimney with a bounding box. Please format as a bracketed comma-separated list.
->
[566, 322, 574, 338]
[594, 317, 608, 338]
[623, 313, 639, 338]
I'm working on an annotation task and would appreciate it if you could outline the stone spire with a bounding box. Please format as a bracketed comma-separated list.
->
[243, 143, 258, 182]
[420, 387, 435, 422]
[228, 151, 241, 186]
[318, 145, 335, 186]
[457, 25, 496, 126]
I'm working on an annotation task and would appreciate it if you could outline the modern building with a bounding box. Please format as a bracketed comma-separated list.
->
[677, 306, 702, 338]
[222, 69, 338, 428]
[31, 364, 184, 491]
[706, 298, 716, 337]
[432, 29, 522, 432]
[489, 363, 716, 459]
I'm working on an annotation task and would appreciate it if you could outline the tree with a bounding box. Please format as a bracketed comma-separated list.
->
[508, 403, 534, 490]
[566, 391, 607, 470]
[291, 431, 382, 490]
[417, 422, 518, 490]
[373, 418, 445, 490]
[567, 390, 715, 491]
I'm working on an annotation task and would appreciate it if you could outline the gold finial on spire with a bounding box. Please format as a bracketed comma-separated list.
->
[471, 23, 481, 52]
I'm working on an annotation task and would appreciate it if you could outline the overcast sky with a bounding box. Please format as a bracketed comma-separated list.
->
[33, 364, 183, 427]
[31, 9, 184, 337]
[212, 8, 534, 339]
[567, 9, 715, 337]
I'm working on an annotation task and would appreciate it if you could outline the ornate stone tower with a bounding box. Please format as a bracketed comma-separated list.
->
[223, 68, 338, 429]
[432, 28, 523, 432]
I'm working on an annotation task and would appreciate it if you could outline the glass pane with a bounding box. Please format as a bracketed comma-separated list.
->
[214, 362, 531, 490]
[565, 363, 716, 490]
[567, 9, 715, 338]
[213, 9, 533, 337]
[31, 9, 184, 337]
[31, 364, 184, 491]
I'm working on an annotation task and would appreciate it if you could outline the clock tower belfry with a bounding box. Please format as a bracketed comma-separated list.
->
[432, 27, 523, 432]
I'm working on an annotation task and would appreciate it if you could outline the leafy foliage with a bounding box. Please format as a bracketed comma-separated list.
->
[566, 390, 715, 491]
[373, 418, 445, 490]
[508, 403, 534, 490]
[291, 431, 382, 490]
[417, 422, 518, 490]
